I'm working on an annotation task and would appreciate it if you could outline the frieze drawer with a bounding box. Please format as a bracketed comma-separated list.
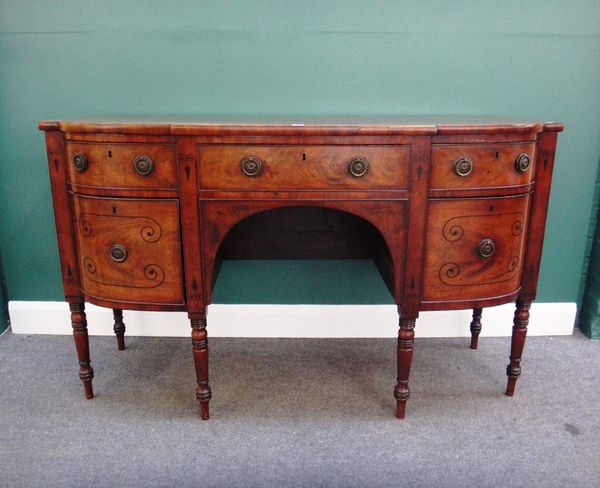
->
[198, 145, 409, 191]
[66, 142, 177, 190]
[430, 142, 536, 192]
[72, 195, 184, 305]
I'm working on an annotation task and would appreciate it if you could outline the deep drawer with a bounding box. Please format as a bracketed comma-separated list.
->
[197, 145, 409, 191]
[72, 195, 184, 305]
[422, 194, 530, 302]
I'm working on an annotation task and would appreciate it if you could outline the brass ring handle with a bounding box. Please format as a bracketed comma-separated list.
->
[73, 153, 88, 172]
[515, 153, 531, 173]
[240, 156, 262, 177]
[348, 157, 369, 177]
[133, 155, 154, 176]
[109, 244, 128, 263]
[453, 157, 473, 177]
[478, 238, 496, 258]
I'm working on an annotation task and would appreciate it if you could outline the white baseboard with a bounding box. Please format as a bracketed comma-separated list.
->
[8, 301, 575, 338]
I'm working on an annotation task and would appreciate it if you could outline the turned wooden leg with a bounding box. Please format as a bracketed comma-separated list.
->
[113, 309, 126, 351]
[506, 300, 531, 396]
[69, 303, 94, 399]
[191, 315, 211, 419]
[469, 307, 483, 350]
[394, 314, 416, 419]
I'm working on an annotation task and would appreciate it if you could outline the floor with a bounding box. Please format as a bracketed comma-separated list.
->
[0, 329, 598, 487]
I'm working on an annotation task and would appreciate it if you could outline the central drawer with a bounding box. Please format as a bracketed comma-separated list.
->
[197, 145, 409, 191]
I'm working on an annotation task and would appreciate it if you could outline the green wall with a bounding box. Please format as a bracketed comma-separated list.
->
[1, 1, 599, 303]
[0, 251, 8, 332]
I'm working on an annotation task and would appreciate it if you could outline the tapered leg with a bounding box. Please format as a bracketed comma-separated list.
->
[506, 300, 531, 396]
[69, 302, 94, 399]
[394, 314, 416, 419]
[113, 309, 126, 351]
[469, 307, 483, 350]
[191, 315, 211, 419]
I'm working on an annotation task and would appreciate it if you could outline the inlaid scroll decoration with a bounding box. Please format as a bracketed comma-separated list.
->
[78, 212, 166, 288]
[442, 222, 464, 242]
[79, 217, 92, 237]
[511, 220, 523, 236]
[83, 258, 165, 288]
[439, 262, 461, 282]
[79, 213, 163, 243]
[437, 211, 526, 287]
[143, 264, 165, 284]
[508, 256, 520, 272]
[442, 212, 524, 243]
[140, 220, 162, 242]
[83, 257, 96, 274]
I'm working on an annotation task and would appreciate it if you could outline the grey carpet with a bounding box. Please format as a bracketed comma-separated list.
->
[0, 329, 599, 487]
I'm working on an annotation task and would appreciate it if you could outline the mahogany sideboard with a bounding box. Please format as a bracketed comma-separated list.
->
[39, 116, 563, 419]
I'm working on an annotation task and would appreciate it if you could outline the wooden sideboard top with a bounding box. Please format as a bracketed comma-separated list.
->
[39, 116, 564, 136]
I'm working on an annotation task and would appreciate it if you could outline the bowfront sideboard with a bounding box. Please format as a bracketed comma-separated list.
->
[40, 116, 563, 419]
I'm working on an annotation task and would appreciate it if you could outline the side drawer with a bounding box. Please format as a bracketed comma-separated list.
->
[72, 195, 184, 305]
[422, 194, 530, 303]
[198, 145, 409, 190]
[66, 142, 177, 190]
[430, 142, 536, 191]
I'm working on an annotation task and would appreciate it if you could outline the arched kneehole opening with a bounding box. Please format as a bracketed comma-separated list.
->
[211, 206, 395, 304]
